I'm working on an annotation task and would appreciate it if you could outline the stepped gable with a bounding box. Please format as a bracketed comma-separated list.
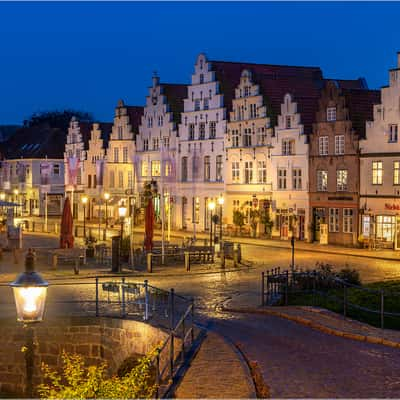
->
[342, 88, 381, 139]
[210, 59, 324, 133]
[161, 83, 187, 124]
[126, 106, 144, 135]
[79, 121, 93, 149]
[97, 122, 113, 149]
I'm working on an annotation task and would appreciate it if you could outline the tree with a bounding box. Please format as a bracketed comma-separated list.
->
[259, 208, 273, 238]
[233, 209, 245, 235]
[249, 208, 260, 237]
[37, 349, 158, 399]
[23, 110, 93, 130]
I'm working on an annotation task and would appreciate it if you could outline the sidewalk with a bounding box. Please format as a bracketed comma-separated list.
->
[223, 295, 400, 349]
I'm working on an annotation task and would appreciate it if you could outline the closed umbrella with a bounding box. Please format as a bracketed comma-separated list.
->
[144, 199, 154, 252]
[59, 197, 74, 248]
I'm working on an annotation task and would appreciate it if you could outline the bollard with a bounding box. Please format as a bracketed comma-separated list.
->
[74, 259, 79, 275]
[144, 280, 149, 321]
[147, 253, 153, 273]
[184, 251, 190, 272]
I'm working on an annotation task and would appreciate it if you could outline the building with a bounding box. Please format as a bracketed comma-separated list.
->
[103, 100, 143, 222]
[135, 74, 186, 229]
[360, 53, 400, 249]
[309, 79, 380, 246]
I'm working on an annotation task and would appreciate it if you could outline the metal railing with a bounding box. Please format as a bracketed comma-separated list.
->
[261, 268, 400, 330]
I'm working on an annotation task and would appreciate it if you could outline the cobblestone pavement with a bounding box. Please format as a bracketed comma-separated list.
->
[175, 331, 255, 399]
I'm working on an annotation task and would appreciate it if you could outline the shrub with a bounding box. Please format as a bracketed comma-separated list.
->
[338, 266, 361, 286]
[37, 349, 158, 399]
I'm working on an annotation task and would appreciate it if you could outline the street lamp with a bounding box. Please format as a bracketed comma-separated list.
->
[81, 196, 88, 237]
[14, 188, 19, 217]
[103, 192, 110, 241]
[218, 195, 224, 243]
[10, 249, 48, 397]
[208, 200, 216, 247]
[118, 201, 127, 255]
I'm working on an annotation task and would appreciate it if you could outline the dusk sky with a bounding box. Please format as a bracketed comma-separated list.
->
[1, 1, 399, 125]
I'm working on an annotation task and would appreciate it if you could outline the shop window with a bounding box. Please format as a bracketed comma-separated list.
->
[376, 215, 395, 242]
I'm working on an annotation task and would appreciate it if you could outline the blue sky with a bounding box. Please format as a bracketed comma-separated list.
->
[0, 1, 399, 124]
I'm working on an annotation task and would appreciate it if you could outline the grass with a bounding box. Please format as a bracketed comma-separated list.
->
[282, 280, 400, 330]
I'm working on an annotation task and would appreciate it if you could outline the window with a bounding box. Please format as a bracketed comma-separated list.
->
[77, 168, 82, 185]
[244, 161, 253, 184]
[194, 99, 200, 111]
[192, 197, 200, 223]
[372, 161, 383, 185]
[389, 124, 398, 142]
[343, 208, 353, 233]
[141, 161, 148, 177]
[319, 136, 328, 155]
[143, 139, 149, 151]
[257, 161, 267, 183]
[181, 157, 188, 182]
[165, 160, 172, 177]
[278, 169, 287, 189]
[336, 169, 348, 191]
[209, 121, 216, 139]
[282, 139, 295, 155]
[114, 148, 119, 163]
[199, 74, 204, 84]
[204, 156, 211, 181]
[250, 104, 257, 119]
[118, 126, 123, 139]
[123, 147, 128, 163]
[93, 174, 97, 188]
[232, 161, 240, 183]
[152, 138, 159, 150]
[292, 168, 302, 190]
[216, 155, 223, 182]
[327, 107, 337, 122]
[243, 128, 252, 147]
[204, 98, 209, 110]
[394, 161, 400, 185]
[151, 160, 161, 176]
[376, 215, 395, 241]
[88, 174, 92, 189]
[158, 116, 163, 127]
[199, 123, 206, 140]
[334, 135, 345, 155]
[244, 86, 250, 97]
[286, 116, 291, 129]
[232, 130, 239, 147]
[163, 137, 170, 149]
[109, 171, 114, 188]
[189, 124, 195, 140]
[53, 164, 60, 175]
[118, 171, 123, 188]
[329, 208, 339, 232]
[317, 170, 328, 191]
[128, 171, 133, 188]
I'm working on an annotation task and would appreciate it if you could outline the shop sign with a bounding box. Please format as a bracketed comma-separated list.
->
[385, 203, 400, 210]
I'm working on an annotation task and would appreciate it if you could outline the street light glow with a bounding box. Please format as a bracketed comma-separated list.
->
[104, 192, 110, 201]
[218, 195, 224, 206]
[118, 202, 127, 218]
[208, 201, 216, 211]
[81, 196, 88, 204]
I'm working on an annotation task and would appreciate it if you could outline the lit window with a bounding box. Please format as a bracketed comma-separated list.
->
[329, 208, 339, 232]
[343, 208, 353, 233]
[278, 168, 287, 189]
[372, 161, 383, 185]
[317, 170, 328, 191]
[258, 161, 267, 183]
[336, 169, 348, 191]
[292, 168, 302, 190]
[123, 147, 128, 163]
[232, 161, 240, 183]
[151, 161, 161, 176]
[282, 139, 295, 155]
[394, 161, 400, 185]
[245, 161, 253, 184]
[114, 148, 119, 163]
[232, 130, 239, 147]
[141, 161, 148, 177]
[327, 107, 337, 122]
[335, 135, 345, 155]
[204, 156, 211, 181]
[216, 155, 223, 182]
[118, 171, 123, 188]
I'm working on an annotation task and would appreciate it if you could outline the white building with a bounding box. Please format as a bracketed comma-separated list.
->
[360, 53, 399, 249]
[270, 93, 310, 241]
[176, 53, 227, 234]
[136, 74, 186, 229]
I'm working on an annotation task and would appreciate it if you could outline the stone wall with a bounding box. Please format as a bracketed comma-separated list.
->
[0, 316, 169, 397]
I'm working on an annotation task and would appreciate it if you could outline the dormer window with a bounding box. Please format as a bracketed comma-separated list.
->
[200, 74, 204, 84]
[389, 124, 398, 143]
[286, 116, 291, 129]
[244, 87, 250, 97]
[327, 107, 337, 122]
[118, 126, 123, 139]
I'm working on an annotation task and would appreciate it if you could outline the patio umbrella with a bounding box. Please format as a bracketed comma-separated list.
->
[144, 199, 154, 252]
[59, 197, 74, 248]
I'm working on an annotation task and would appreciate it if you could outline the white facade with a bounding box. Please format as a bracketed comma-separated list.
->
[176, 53, 226, 233]
[360, 53, 400, 248]
[225, 69, 273, 236]
[270, 94, 309, 241]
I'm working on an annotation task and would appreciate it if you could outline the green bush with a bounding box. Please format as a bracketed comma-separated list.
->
[37, 349, 158, 399]
[338, 266, 361, 285]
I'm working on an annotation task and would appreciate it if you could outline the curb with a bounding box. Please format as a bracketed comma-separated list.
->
[222, 306, 400, 350]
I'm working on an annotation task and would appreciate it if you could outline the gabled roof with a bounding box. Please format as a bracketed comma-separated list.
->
[126, 106, 144, 135]
[342, 88, 381, 138]
[97, 122, 113, 149]
[78, 121, 93, 149]
[161, 83, 187, 124]
[209, 60, 324, 133]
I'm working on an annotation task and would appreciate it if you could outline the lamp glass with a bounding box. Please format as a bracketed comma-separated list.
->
[218, 196, 224, 205]
[118, 204, 127, 218]
[208, 201, 216, 211]
[104, 192, 110, 201]
[81, 196, 88, 204]
[10, 272, 48, 323]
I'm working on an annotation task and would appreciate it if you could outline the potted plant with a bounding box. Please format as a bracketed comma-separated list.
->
[232, 210, 245, 236]
[85, 235, 97, 258]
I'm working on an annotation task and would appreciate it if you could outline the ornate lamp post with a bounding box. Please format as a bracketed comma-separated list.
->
[10, 249, 48, 397]
[81, 196, 88, 237]
[208, 200, 216, 247]
[118, 201, 127, 254]
[103, 192, 110, 241]
[218, 195, 224, 242]
[13, 188, 19, 217]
